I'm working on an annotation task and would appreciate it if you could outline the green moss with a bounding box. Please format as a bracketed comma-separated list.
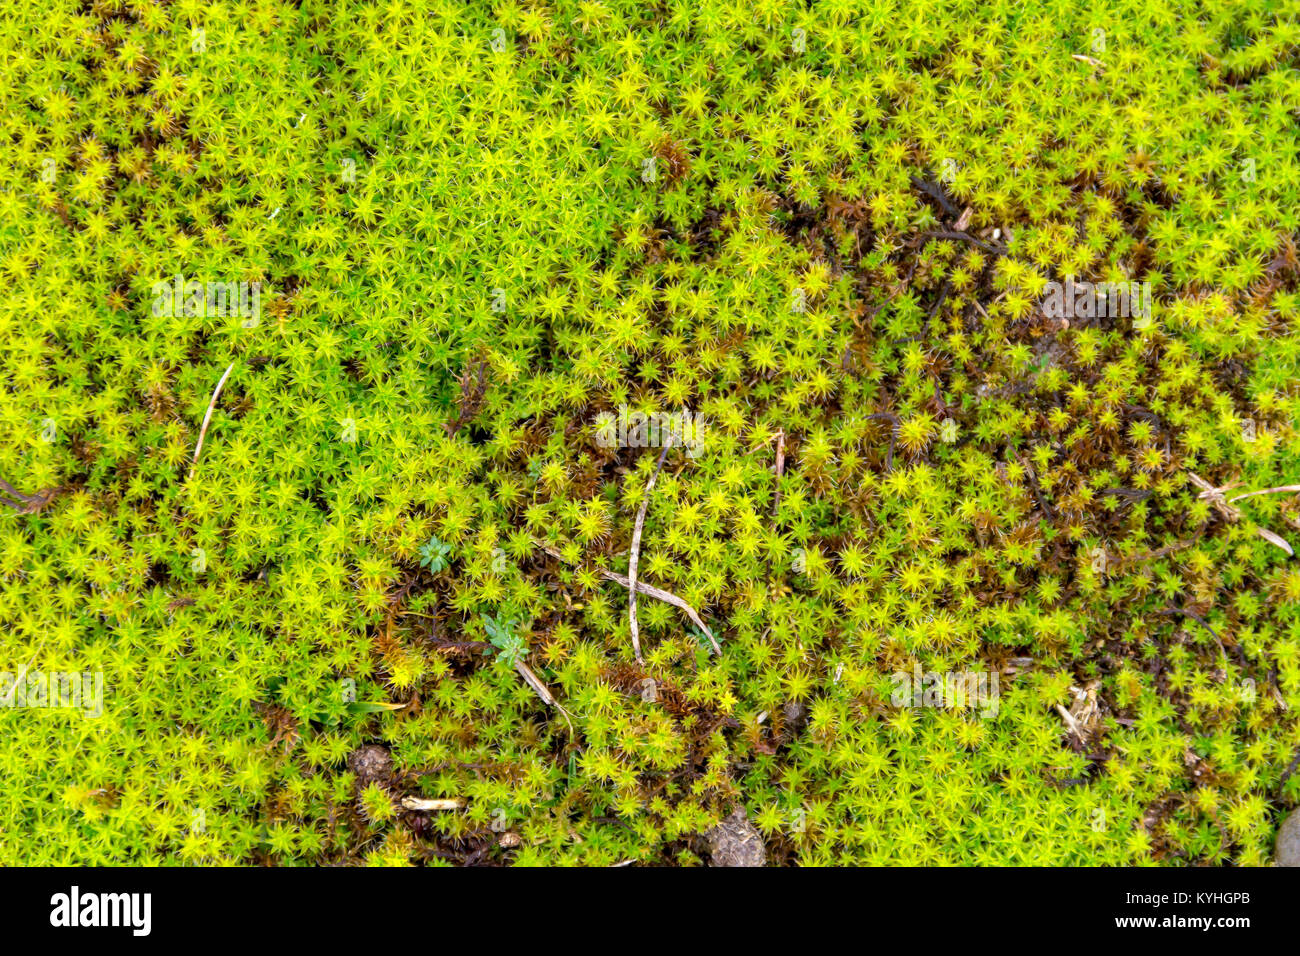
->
[1, 0, 1299, 865]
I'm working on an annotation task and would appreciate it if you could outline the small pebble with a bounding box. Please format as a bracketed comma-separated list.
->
[1276, 809, 1300, 866]
[347, 744, 392, 785]
[707, 808, 766, 867]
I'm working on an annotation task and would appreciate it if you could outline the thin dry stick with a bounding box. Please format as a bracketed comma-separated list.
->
[1160, 606, 1228, 661]
[0, 478, 59, 514]
[602, 570, 722, 654]
[771, 430, 785, 518]
[1228, 485, 1300, 503]
[1189, 471, 1296, 556]
[515, 658, 575, 735]
[0, 478, 28, 510]
[1055, 703, 1085, 742]
[535, 543, 721, 654]
[1120, 537, 1198, 570]
[188, 361, 236, 481]
[1188, 472, 1242, 520]
[922, 230, 1007, 255]
[1257, 527, 1294, 557]
[401, 796, 466, 812]
[867, 413, 899, 472]
[628, 438, 674, 664]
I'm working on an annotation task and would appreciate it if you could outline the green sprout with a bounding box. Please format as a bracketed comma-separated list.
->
[482, 613, 527, 667]
[417, 535, 453, 573]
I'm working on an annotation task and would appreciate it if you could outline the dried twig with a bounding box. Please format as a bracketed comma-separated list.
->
[1189, 472, 1296, 556]
[1256, 527, 1295, 557]
[602, 570, 721, 654]
[1020, 455, 1056, 521]
[1228, 484, 1300, 503]
[909, 174, 960, 220]
[1189, 472, 1243, 521]
[866, 413, 899, 471]
[1056, 683, 1101, 745]
[0, 478, 60, 514]
[925, 277, 952, 326]
[445, 357, 490, 436]
[535, 543, 722, 656]
[1160, 606, 1227, 661]
[515, 658, 574, 735]
[1055, 704, 1085, 742]
[892, 278, 953, 345]
[922, 230, 1007, 255]
[771, 430, 785, 519]
[401, 795, 466, 812]
[628, 438, 674, 664]
[188, 361, 236, 481]
[1120, 537, 1198, 570]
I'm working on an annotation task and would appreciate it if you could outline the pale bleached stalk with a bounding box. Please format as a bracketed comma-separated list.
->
[188, 362, 236, 481]
[400, 796, 466, 811]
[515, 658, 574, 735]
[1227, 485, 1300, 503]
[535, 541, 722, 657]
[1189, 472, 1296, 555]
[627, 438, 676, 664]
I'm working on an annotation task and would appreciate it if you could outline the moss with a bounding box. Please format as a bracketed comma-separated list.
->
[1, 0, 1299, 865]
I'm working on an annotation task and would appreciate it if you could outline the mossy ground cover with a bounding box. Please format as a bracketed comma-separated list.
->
[3, 0, 1300, 866]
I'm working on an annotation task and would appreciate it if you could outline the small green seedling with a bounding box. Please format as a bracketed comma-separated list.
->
[418, 536, 453, 572]
[482, 613, 527, 667]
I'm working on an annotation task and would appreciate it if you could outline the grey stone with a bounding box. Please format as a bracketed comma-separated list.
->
[707, 808, 766, 867]
[1276, 810, 1300, 866]
[348, 744, 393, 785]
